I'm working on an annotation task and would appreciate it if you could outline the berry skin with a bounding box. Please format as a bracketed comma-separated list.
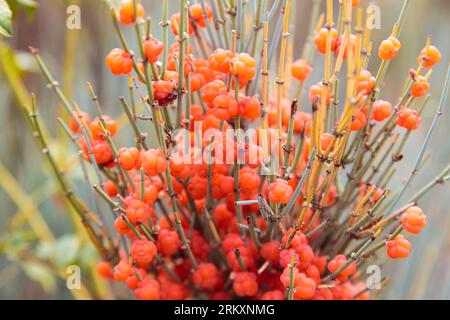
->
[96, 261, 113, 279]
[268, 178, 294, 204]
[401, 206, 427, 234]
[314, 27, 339, 54]
[141, 149, 166, 176]
[320, 133, 334, 152]
[239, 167, 261, 193]
[106, 48, 133, 75]
[119, 0, 144, 25]
[378, 36, 401, 60]
[233, 272, 259, 297]
[294, 273, 317, 300]
[260, 290, 284, 300]
[350, 109, 367, 131]
[356, 70, 375, 95]
[208, 48, 235, 73]
[230, 53, 256, 82]
[418, 45, 441, 68]
[410, 75, 430, 97]
[90, 115, 118, 140]
[118, 147, 141, 171]
[153, 80, 176, 106]
[396, 107, 421, 130]
[79, 137, 114, 165]
[157, 229, 181, 256]
[239, 95, 261, 120]
[386, 234, 411, 259]
[260, 241, 281, 264]
[143, 37, 163, 63]
[102, 180, 118, 197]
[134, 277, 160, 300]
[69, 111, 90, 133]
[113, 259, 133, 282]
[291, 59, 312, 81]
[131, 239, 158, 267]
[201, 79, 226, 105]
[212, 93, 239, 121]
[372, 100, 393, 122]
[192, 263, 220, 290]
[124, 196, 151, 224]
[327, 254, 357, 281]
[190, 3, 213, 28]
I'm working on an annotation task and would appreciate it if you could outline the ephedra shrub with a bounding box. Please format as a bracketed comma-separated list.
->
[26, 0, 449, 300]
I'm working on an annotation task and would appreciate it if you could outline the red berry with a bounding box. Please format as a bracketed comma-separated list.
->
[268, 178, 294, 204]
[157, 229, 181, 256]
[233, 272, 258, 297]
[106, 48, 133, 75]
[141, 148, 166, 176]
[131, 239, 158, 267]
[294, 273, 317, 300]
[192, 263, 220, 290]
[144, 37, 163, 63]
[327, 254, 356, 281]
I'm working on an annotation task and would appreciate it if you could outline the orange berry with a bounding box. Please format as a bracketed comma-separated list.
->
[134, 277, 160, 300]
[239, 167, 261, 193]
[105, 48, 133, 75]
[309, 82, 333, 105]
[356, 69, 375, 95]
[113, 259, 133, 282]
[189, 3, 213, 28]
[410, 75, 429, 97]
[396, 107, 421, 130]
[201, 79, 226, 105]
[119, 0, 144, 25]
[352, 0, 360, 7]
[192, 263, 220, 290]
[327, 254, 356, 281]
[260, 241, 281, 264]
[320, 133, 334, 152]
[268, 178, 294, 204]
[69, 111, 90, 133]
[170, 13, 194, 35]
[378, 36, 401, 60]
[118, 147, 141, 171]
[386, 234, 411, 259]
[418, 45, 441, 68]
[212, 93, 239, 121]
[294, 273, 317, 300]
[293, 112, 312, 135]
[401, 206, 427, 234]
[350, 109, 367, 131]
[239, 95, 260, 120]
[291, 59, 312, 81]
[372, 100, 392, 121]
[102, 180, 118, 197]
[131, 239, 157, 267]
[208, 48, 235, 73]
[233, 272, 259, 297]
[157, 229, 181, 256]
[124, 196, 151, 225]
[96, 261, 113, 279]
[314, 27, 339, 54]
[143, 37, 163, 63]
[230, 53, 256, 82]
[79, 137, 114, 165]
[90, 115, 118, 140]
[260, 290, 284, 300]
[153, 80, 176, 106]
[141, 148, 166, 176]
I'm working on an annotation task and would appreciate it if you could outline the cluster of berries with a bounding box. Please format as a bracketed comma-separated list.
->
[68, 0, 440, 300]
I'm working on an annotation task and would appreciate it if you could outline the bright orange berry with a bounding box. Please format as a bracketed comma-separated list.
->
[119, 0, 144, 25]
[291, 59, 312, 81]
[118, 147, 141, 171]
[157, 229, 181, 256]
[350, 109, 367, 131]
[418, 45, 441, 68]
[314, 27, 339, 54]
[143, 37, 163, 63]
[212, 93, 239, 121]
[208, 48, 234, 73]
[268, 178, 294, 204]
[106, 48, 133, 75]
[401, 206, 427, 234]
[396, 107, 421, 130]
[230, 53, 256, 82]
[386, 234, 411, 259]
[233, 272, 258, 297]
[327, 254, 356, 281]
[189, 3, 213, 28]
[410, 75, 429, 97]
[378, 36, 401, 60]
[372, 100, 393, 121]
[131, 239, 158, 267]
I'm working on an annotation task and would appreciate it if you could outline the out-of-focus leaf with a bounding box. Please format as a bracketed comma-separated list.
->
[0, 0, 13, 37]
[21, 262, 56, 293]
[54, 235, 80, 268]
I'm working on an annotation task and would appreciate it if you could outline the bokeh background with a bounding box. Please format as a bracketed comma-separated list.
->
[0, 0, 448, 299]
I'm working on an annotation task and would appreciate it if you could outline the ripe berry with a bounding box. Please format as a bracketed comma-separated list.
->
[294, 273, 317, 300]
[141, 148, 166, 176]
[410, 75, 429, 97]
[144, 37, 164, 63]
[401, 206, 427, 234]
[260, 241, 281, 264]
[69, 111, 90, 133]
[350, 109, 367, 131]
[192, 263, 220, 290]
[119, 0, 144, 25]
[314, 27, 339, 54]
[356, 70, 375, 95]
[327, 254, 356, 281]
[79, 137, 114, 165]
[170, 13, 194, 35]
[106, 48, 133, 75]
[134, 277, 160, 300]
[239, 95, 260, 120]
[396, 107, 421, 130]
[96, 261, 113, 279]
[230, 53, 256, 82]
[309, 82, 333, 105]
[118, 147, 141, 171]
[260, 290, 284, 300]
[239, 167, 261, 193]
[378, 36, 401, 60]
[386, 234, 411, 259]
[113, 259, 133, 282]
[213, 203, 234, 229]
[102, 180, 118, 197]
[201, 79, 226, 105]
[153, 80, 176, 106]
[190, 3, 213, 28]
[320, 133, 334, 152]
[291, 59, 312, 81]
[418, 45, 441, 68]
[372, 100, 392, 121]
[131, 239, 157, 267]
[90, 115, 118, 140]
[157, 229, 181, 256]
[124, 196, 151, 224]
[268, 178, 294, 204]
[233, 272, 259, 297]
[208, 48, 234, 73]
[212, 93, 239, 121]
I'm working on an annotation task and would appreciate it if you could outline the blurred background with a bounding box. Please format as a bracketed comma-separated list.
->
[0, 0, 448, 299]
